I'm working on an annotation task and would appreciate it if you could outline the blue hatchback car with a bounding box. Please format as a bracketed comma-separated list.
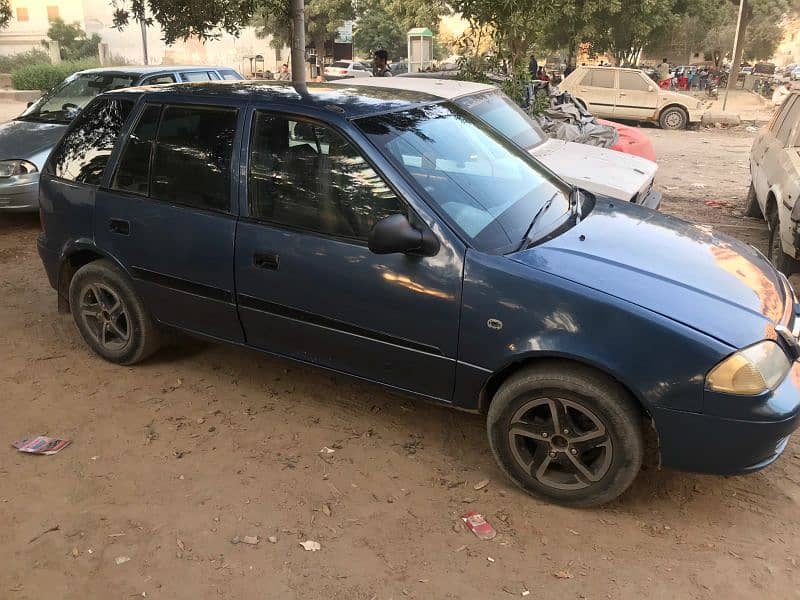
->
[37, 80, 800, 506]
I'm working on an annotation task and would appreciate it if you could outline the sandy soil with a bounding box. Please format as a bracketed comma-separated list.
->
[2, 127, 800, 600]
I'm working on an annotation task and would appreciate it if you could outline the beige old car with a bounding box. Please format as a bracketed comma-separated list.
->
[559, 66, 705, 130]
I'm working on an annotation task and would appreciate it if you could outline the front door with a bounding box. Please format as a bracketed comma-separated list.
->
[235, 110, 464, 401]
[95, 100, 245, 342]
[615, 71, 659, 120]
[575, 68, 616, 118]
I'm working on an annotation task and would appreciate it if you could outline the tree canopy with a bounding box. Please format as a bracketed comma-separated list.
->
[0, 0, 11, 30]
[45, 18, 103, 61]
[353, 5, 407, 59]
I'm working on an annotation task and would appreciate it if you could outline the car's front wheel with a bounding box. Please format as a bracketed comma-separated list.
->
[767, 210, 800, 276]
[659, 106, 688, 130]
[487, 363, 643, 507]
[69, 259, 161, 365]
[744, 182, 763, 218]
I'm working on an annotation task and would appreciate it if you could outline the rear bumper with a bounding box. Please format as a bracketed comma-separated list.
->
[0, 178, 39, 211]
[654, 361, 800, 475]
[37, 233, 59, 291]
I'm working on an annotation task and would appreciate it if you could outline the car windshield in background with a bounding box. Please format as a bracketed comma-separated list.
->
[331, 62, 351, 69]
[454, 91, 546, 150]
[357, 103, 569, 253]
[19, 73, 137, 123]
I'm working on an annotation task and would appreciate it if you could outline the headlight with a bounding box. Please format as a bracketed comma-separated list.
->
[0, 159, 38, 178]
[706, 340, 791, 395]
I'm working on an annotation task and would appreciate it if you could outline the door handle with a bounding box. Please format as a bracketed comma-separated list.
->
[109, 218, 130, 235]
[253, 252, 279, 270]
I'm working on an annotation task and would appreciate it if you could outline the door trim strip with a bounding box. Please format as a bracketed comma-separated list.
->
[129, 266, 234, 303]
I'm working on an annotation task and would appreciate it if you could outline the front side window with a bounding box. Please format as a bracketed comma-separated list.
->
[142, 74, 176, 85]
[357, 104, 570, 253]
[775, 96, 799, 145]
[150, 105, 238, 212]
[619, 71, 651, 91]
[455, 91, 545, 150]
[20, 73, 137, 123]
[51, 98, 134, 185]
[248, 112, 405, 240]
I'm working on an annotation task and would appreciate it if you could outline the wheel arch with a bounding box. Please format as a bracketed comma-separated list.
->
[57, 243, 130, 312]
[657, 103, 689, 119]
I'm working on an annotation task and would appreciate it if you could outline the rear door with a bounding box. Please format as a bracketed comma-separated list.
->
[615, 71, 659, 120]
[575, 68, 616, 117]
[95, 98, 245, 342]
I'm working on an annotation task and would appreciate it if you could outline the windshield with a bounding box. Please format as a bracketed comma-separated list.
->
[454, 91, 546, 150]
[356, 103, 570, 253]
[20, 72, 136, 123]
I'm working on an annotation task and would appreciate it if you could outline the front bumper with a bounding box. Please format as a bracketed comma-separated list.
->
[653, 360, 800, 475]
[0, 177, 39, 211]
[37, 233, 59, 291]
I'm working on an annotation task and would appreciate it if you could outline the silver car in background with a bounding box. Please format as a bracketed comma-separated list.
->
[0, 65, 242, 212]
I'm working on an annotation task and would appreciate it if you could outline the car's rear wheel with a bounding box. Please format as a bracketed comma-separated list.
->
[69, 259, 161, 365]
[744, 182, 763, 218]
[659, 106, 688, 130]
[767, 210, 800, 276]
[487, 363, 643, 507]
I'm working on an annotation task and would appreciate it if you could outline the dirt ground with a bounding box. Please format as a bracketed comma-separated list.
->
[3, 125, 800, 600]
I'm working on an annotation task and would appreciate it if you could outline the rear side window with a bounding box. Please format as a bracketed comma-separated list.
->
[218, 69, 242, 81]
[149, 105, 238, 212]
[141, 74, 176, 85]
[111, 104, 161, 195]
[775, 96, 799, 146]
[181, 71, 211, 82]
[581, 69, 615, 88]
[51, 98, 134, 185]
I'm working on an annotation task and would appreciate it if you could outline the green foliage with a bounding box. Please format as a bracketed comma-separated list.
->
[0, 49, 51, 73]
[0, 0, 11, 29]
[353, 6, 406, 59]
[11, 59, 99, 91]
[46, 18, 103, 61]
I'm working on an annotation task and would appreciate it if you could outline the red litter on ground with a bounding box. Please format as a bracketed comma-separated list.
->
[462, 511, 497, 540]
[12, 436, 72, 455]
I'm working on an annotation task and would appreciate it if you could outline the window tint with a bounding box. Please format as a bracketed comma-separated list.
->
[248, 113, 405, 240]
[111, 105, 161, 195]
[181, 71, 211, 82]
[142, 74, 176, 85]
[619, 71, 651, 91]
[51, 98, 133, 185]
[150, 105, 238, 212]
[218, 69, 242, 81]
[581, 69, 615, 88]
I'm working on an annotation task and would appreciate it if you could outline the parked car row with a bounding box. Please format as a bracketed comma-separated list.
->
[28, 77, 800, 507]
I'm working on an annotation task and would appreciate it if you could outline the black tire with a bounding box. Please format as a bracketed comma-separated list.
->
[68, 259, 161, 365]
[659, 106, 688, 130]
[744, 182, 763, 218]
[487, 362, 643, 508]
[767, 210, 800, 276]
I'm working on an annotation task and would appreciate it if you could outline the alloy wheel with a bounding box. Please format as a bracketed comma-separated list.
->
[78, 283, 131, 352]
[507, 397, 613, 490]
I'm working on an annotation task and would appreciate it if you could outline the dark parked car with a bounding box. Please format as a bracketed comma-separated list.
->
[0, 65, 243, 211]
[37, 81, 800, 506]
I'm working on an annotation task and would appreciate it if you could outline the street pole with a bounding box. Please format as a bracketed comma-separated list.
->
[140, 18, 149, 65]
[722, 0, 746, 112]
[290, 0, 306, 82]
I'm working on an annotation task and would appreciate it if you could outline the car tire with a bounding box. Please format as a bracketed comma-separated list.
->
[69, 259, 161, 365]
[744, 182, 763, 218]
[486, 362, 643, 508]
[767, 210, 800, 276]
[659, 106, 688, 130]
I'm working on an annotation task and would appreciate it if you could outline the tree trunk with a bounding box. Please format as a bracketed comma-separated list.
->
[290, 0, 306, 82]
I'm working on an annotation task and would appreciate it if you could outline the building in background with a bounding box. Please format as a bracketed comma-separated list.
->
[773, 17, 800, 67]
[0, 0, 289, 74]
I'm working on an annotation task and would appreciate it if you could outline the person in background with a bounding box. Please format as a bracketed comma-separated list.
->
[276, 63, 291, 81]
[699, 67, 709, 91]
[687, 68, 696, 90]
[373, 49, 392, 77]
[536, 67, 550, 82]
[657, 57, 671, 85]
[529, 54, 539, 79]
[773, 81, 793, 106]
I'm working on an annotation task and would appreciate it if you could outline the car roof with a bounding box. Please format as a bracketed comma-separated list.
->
[105, 80, 453, 119]
[76, 65, 234, 76]
[329, 76, 495, 100]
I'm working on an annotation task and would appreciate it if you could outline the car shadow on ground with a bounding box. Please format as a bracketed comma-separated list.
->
[0, 213, 40, 233]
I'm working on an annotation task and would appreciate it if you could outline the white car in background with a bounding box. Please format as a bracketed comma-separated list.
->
[324, 61, 373, 80]
[333, 77, 661, 209]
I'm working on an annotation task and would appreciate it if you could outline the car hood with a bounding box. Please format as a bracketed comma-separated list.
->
[511, 200, 787, 349]
[0, 119, 67, 168]
[530, 138, 656, 201]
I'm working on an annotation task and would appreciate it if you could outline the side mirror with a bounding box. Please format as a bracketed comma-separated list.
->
[368, 214, 439, 256]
